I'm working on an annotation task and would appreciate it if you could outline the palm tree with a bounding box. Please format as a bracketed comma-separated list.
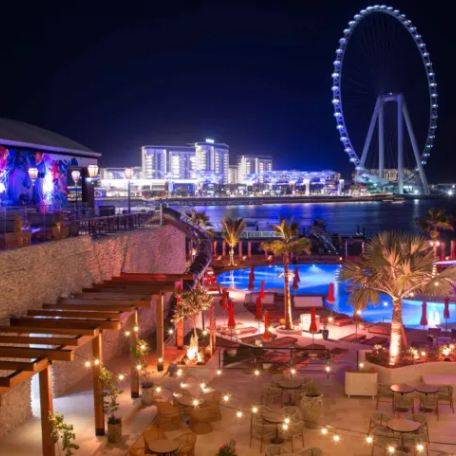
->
[186, 209, 213, 234]
[261, 220, 312, 330]
[340, 231, 456, 365]
[222, 217, 245, 266]
[416, 208, 454, 240]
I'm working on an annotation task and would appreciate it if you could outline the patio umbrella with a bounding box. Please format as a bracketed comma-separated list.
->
[263, 310, 271, 340]
[420, 301, 428, 327]
[227, 300, 236, 329]
[248, 271, 255, 290]
[259, 280, 265, 299]
[309, 307, 318, 344]
[292, 269, 299, 290]
[250, 265, 255, 280]
[255, 295, 263, 322]
[327, 282, 335, 304]
[221, 289, 229, 310]
[444, 296, 450, 330]
[294, 267, 300, 283]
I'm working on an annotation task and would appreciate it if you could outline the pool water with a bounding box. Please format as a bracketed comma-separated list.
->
[217, 263, 454, 328]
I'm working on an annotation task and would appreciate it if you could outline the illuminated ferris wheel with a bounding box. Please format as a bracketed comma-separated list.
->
[332, 5, 438, 194]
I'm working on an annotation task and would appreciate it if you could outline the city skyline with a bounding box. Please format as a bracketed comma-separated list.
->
[0, 1, 455, 182]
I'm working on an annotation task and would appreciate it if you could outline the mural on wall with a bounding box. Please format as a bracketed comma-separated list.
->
[0, 146, 79, 208]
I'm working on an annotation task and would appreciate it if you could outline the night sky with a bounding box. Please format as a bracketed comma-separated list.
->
[1, 1, 455, 181]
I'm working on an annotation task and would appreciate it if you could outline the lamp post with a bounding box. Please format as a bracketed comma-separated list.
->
[28, 167, 39, 205]
[86, 164, 99, 213]
[71, 169, 81, 216]
[124, 167, 133, 214]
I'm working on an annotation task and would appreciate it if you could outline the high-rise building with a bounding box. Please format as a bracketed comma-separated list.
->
[194, 139, 230, 183]
[237, 155, 273, 183]
[141, 145, 194, 179]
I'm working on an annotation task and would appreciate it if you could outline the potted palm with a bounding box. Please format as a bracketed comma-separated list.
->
[174, 285, 213, 362]
[299, 383, 323, 429]
[216, 440, 237, 456]
[132, 339, 154, 405]
[221, 217, 245, 266]
[340, 231, 456, 366]
[99, 367, 123, 443]
[261, 220, 312, 330]
[49, 411, 79, 456]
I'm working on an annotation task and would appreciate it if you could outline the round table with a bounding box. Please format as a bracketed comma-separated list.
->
[173, 393, 205, 408]
[390, 384, 415, 395]
[262, 409, 286, 444]
[145, 438, 179, 455]
[274, 377, 304, 405]
[415, 384, 439, 394]
[386, 418, 421, 453]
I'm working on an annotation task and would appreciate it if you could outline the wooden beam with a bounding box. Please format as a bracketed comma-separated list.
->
[0, 335, 81, 346]
[130, 310, 139, 399]
[0, 325, 99, 336]
[92, 334, 105, 436]
[10, 317, 120, 331]
[156, 293, 165, 360]
[0, 358, 48, 372]
[119, 272, 193, 280]
[0, 346, 74, 361]
[78, 292, 151, 300]
[27, 309, 122, 319]
[59, 298, 150, 307]
[39, 365, 55, 456]
[43, 303, 136, 313]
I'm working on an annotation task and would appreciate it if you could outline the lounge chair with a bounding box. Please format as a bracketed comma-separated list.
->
[340, 333, 366, 343]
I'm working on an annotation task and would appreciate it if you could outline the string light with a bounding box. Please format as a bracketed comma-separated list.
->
[200, 382, 206, 390]
[223, 393, 230, 402]
[282, 423, 289, 431]
[202, 329, 208, 336]
[168, 328, 174, 335]
[192, 399, 200, 407]
[179, 382, 188, 389]
[251, 406, 258, 414]
[358, 362, 365, 369]
[84, 361, 91, 368]
[93, 359, 100, 366]
[136, 364, 142, 371]
[321, 427, 328, 435]
[118, 374, 125, 381]
[366, 435, 373, 444]
[387, 445, 395, 454]
[236, 410, 243, 418]
[333, 434, 340, 442]
[416, 444, 424, 453]
[284, 417, 290, 424]
[290, 368, 296, 375]
[124, 330, 131, 337]
[133, 325, 139, 333]
[216, 369, 222, 375]
[325, 366, 331, 373]
[155, 386, 162, 393]
[176, 369, 183, 377]
[254, 369, 260, 376]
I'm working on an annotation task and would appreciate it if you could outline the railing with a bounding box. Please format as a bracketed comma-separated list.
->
[76, 213, 153, 237]
[241, 230, 281, 239]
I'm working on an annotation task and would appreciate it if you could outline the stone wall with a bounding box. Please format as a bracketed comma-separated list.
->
[0, 223, 186, 439]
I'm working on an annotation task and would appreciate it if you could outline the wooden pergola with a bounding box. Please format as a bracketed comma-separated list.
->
[0, 271, 192, 456]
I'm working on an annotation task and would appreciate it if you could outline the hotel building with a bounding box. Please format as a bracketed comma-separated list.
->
[237, 154, 273, 183]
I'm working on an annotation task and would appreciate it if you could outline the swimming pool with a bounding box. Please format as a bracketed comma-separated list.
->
[217, 263, 454, 328]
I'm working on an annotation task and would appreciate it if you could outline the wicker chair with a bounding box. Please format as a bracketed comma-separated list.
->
[204, 391, 222, 421]
[174, 431, 197, 456]
[283, 406, 302, 421]
[368, 412, 392, 433]
[437, 385, 454, 413]
[155, 400, 182, 431]
[376, 383, 394, 410]
[417, 393, 439, 420]
[279, 419, 305, 453]
[189, 404, 213, 434]
[261, 383, 283, 406]
[393, 392, 414, 415]
[250, 408, 276, 452]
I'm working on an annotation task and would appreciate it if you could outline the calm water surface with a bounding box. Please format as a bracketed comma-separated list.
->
[177, 199, 455, 235]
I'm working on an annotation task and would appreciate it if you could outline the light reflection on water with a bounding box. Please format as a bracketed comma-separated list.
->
[217, 263, 454, 328]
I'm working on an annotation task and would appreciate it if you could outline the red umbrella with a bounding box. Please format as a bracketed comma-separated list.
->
[227, 300, 236, 329]
[420, 301, 428, 327]
[250, 265, 255, 280]
[255, 296, 263, 321]
[327, 282, 335, 304]
[292, 270, 299, 290]
[221, 289, 229, 310]
[294, 267, 300, 283]
[248, 271, 255, 290]
[263, 310, 271, 340]
[259, 280, 265, 299]
[444, 296, 450, 319]
[309, 307, 318, 333]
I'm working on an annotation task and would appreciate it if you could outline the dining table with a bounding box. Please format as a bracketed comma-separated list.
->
[262, 408, 286, 444]
[273, 376, 304, 404]
[386, 418, 421, 453]
[145, 438, 179, 455]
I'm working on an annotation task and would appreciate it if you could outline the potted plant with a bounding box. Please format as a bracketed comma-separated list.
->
[299, 383, 323, 429]
[49, 411, 79, 456]
[216, 439, 237, 456]
[99, 367, 123, 443]
[132, 339, 154, 405]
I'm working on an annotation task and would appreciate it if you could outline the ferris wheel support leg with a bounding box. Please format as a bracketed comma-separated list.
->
[359, 97, 381, 170]
[397, 94, 404, 194]
[378, 103, 385, 179]
[402, 101, 430, 195]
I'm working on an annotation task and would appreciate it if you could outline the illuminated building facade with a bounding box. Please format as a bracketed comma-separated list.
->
[194, 139, 229, 183]
[237, 154, 273, 183]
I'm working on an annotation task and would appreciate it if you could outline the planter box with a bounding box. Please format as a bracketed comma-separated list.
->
[364, 360, 456, 389]
[344, 369, 378, 398]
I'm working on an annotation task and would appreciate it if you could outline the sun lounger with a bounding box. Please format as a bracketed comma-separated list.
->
[362, 336, 389, 346]
[340, 333, 367, 343]
[368, 322, 391, 335]
[332, 314, 353, 326]
[245, 292, 275, 306]
[293, 295, 324, 309]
